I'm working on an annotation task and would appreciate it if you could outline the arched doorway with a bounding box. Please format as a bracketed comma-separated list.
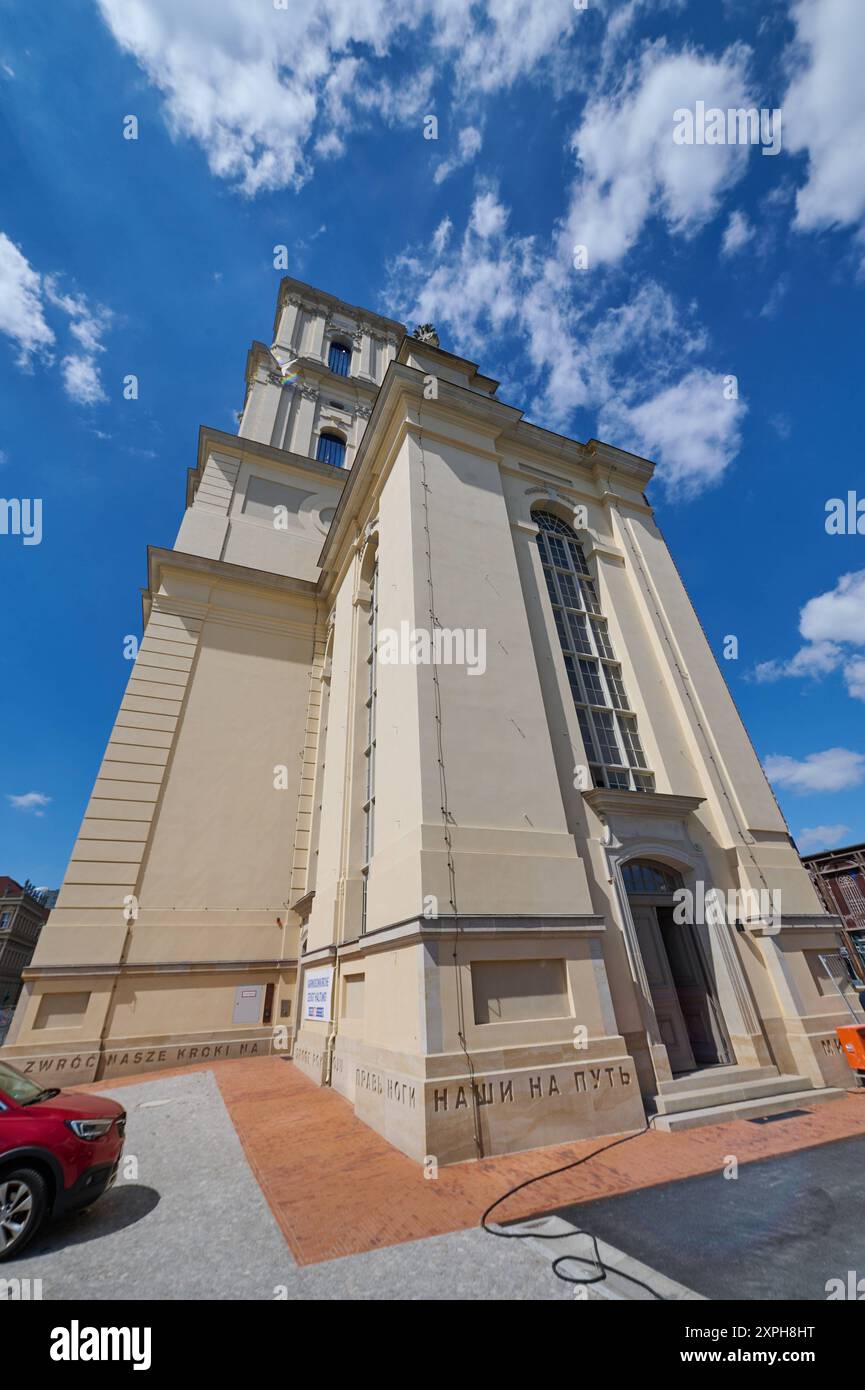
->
[622, 859, 732, 1073]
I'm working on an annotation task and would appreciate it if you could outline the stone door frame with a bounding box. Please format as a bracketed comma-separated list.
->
[604, 834, 763, 1090]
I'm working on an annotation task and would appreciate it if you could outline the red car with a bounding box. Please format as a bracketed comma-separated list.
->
[0, 1060, 125, 1261]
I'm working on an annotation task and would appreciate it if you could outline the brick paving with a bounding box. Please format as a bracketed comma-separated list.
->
[79, 1055, 865, 1267]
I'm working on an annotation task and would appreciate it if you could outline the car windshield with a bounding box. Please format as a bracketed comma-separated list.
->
[0, 1060, 47, 1104]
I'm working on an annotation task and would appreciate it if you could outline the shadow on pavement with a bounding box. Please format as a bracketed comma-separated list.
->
[17, 1184, 161, 1261]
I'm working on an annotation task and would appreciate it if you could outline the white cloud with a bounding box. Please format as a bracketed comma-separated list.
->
[6, 791, 52, 811]
[721, 209, 753, 256]
[470, 188, 509, 239]
[845, 656, 865, 702]
[755, 570, 865, 702]
[61, 354, 107, 406]
[563, 41, 753, 268]
[763, 748, 865, 794]
[783, 0, 865, 246]
[598, 0, 687, 75]
[447, 0, 576, 95]
[389, 30, 762, 500]
[94, 1, 573, 196]
[800, 568, 865, 647]
[758, 274, 789, 319]
[352, 65, 437, 127]
[599, 368, 746, 500]
[44, 277, 113, 356]
[797, 823, 852, 852]
[431, 216, 453, 257]
[0, 232, 55, 364]
[434, 125, 482, 185]
[391, 189, 527, 358]
[0, 233, 111, 404]
[390, 190, 742, 497]
[391, 194, 583, 426]
[753, 639, 843, 684]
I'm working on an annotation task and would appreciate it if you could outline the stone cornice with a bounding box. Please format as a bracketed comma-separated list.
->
[275, 276, 405, 341]
[316, 366, 659, 579]
[290, 889, 315, 919]
[300, 943, 338, 965]
[397, 336, 500, 394]
[333, 914, 608, 960]
[244, 340, 276, 393]
[143, 547, 320, 626]
[501, 425, 654, 491]
[583, 789, 706, 820]
[747, 914, 845, 937]
[585, 438, 656, 487]
[186, 425, 351, 509]
[281, 354, 381, 399]
[22, 958, 299, 980]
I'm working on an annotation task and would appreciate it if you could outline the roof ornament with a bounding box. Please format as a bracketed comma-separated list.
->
[412, 323, 440, 347]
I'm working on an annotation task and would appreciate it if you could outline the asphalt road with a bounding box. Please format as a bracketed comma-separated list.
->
[553, 1131, 865, 1301]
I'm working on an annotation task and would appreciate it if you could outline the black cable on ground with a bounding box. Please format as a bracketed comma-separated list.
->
[481, 1116, 666, 1297]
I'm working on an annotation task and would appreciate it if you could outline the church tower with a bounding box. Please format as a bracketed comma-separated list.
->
[3, 278, 852, 1162]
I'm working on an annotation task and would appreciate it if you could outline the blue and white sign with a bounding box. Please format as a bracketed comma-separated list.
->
[303, 966, 333, 1022]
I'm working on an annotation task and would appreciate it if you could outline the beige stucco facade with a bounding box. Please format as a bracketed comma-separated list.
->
[3, 278, 853, 1161]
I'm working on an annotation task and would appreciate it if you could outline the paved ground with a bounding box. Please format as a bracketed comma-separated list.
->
[551, 1132, 865, 1301]
[5, 1068, 569, 1301]
[7, 1071, 291, 1300]
[213, 1058, 865, 1266]
[8, 1055, 865, 1299]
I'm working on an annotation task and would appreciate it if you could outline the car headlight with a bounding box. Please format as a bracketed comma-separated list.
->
[65, 1118, 116, 1140]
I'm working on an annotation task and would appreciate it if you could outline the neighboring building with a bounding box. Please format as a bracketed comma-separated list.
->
[1, 278, 852, 1161]
[802, 842, 865, 979]
[34, 888, 60, 910]
[0, 877, 51, 1013]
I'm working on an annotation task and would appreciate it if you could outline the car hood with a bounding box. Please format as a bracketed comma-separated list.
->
[23, 1089, 125, 1121]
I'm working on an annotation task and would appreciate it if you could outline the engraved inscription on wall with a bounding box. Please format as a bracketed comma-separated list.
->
[432, 1065, 633, 1112]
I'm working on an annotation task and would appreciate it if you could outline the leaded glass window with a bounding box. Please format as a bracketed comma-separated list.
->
[534, 510, 655, 793]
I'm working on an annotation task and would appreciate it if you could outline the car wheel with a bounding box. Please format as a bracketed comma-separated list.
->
[0, 1167, 48, 1262]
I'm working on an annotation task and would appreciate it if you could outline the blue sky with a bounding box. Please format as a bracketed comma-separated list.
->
[1, 0, 863, 887]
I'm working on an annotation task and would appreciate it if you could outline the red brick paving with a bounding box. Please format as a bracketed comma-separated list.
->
[79, 1055, 865, 1266]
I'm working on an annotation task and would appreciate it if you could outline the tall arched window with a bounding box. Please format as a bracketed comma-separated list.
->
[316, 431, 346, 468]
[534, 510, 655, 793]
[328, 341, 351, 377]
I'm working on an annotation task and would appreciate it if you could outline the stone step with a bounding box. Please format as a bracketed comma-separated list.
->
[652, 1086, 845, 1133]
[657, 1065, 779, 1097]
[653, 1072, 813, 1117]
